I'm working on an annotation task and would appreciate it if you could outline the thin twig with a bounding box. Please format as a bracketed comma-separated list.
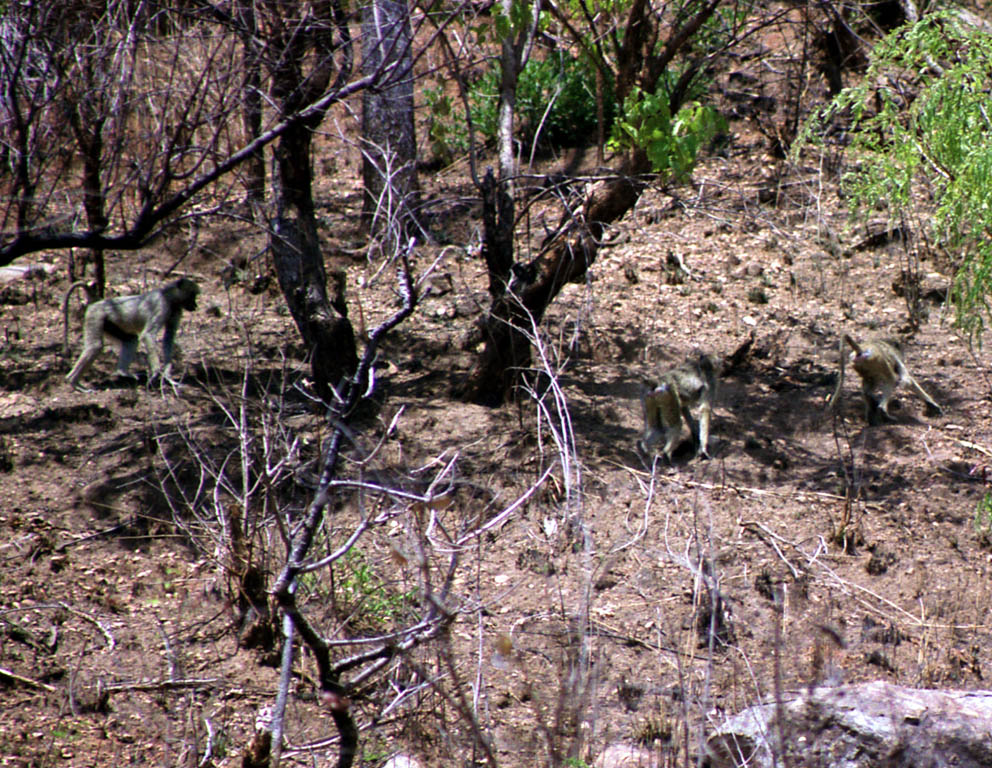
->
[57, 601, 115, 650]
[0, 666, 57, 692]
[103, 677, 218, 692]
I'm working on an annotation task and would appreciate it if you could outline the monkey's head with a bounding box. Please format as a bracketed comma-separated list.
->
[170, 277, 199, 312]
[697, 353, 719, 378]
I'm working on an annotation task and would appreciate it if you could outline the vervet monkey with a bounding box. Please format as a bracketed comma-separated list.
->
[65, 277, 199, 391]
[638, 353, 718, 462]
[828, 334, 942, 424]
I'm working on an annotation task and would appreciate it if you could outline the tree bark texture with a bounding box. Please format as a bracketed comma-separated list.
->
[235, 1, 265, 212]
[270, 212, 357, 403]
[270, 120, 358, 401]
[361, 0, 418, 237]
[480, 167, 514, 300]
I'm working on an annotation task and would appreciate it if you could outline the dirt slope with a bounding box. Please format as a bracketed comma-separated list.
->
[2, 77, 991, 768]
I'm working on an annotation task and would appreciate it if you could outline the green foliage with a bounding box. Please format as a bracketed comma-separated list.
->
[425, 53, 612, 164]
[607, 85, 725, 179]
[338, 549, 416, 630]
[480, 52, 611, 148]
[487, 0, 536, 42]
[975, 492, 992, 534]
[801, 12, 992, 342]
[360, 743, 392, 766]
[423, 85, 468, 167]
[561, 0, 625, 13]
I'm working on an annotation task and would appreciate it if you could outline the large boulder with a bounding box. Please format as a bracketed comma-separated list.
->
[707, 681, 992, 768]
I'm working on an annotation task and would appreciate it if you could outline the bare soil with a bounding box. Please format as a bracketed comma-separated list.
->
[2, 49, 992, 768]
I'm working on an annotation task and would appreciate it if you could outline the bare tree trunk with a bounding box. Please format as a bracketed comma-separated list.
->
[72, 123, 108, 294]
[235, 1, 265, 215]
[66, 70, 109, 294]
[265, 0, 358, 402]
[271, 124, 357, 404]
[496, 0, 525, 189]
[456, 0, 540, 404]
[462, 155, 647, 405]
[58, 7, 137, 296]
[360, 0, 417, 238]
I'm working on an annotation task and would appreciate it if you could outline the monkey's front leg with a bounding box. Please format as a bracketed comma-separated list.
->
[115, 338, 140, 381]
[692, 404, 712, 459]
[150, 324, 182, 385]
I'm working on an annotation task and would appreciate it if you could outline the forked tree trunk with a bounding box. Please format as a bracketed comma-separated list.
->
[462, 152, 648, 405]
[270, 216, 357, 400]
[270, 125, 357, 403]
[76, 143, 108, 294]
[75, 126, 108, 295]
[462, 0, 722, 406]
[263, 0, 358, 403]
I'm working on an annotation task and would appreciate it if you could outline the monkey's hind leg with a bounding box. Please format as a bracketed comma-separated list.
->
[66, 350, 100, 392]
[66, 323, 105, 392]
[637, 382, 681, 464]
[101, 321, 141, 384]
[866, 379, 901, 425]
[655, 384, 685, 462]
[693, 402, 712, 459]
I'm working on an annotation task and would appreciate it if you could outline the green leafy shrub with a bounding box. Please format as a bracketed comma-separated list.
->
[425, 52, 614, 165]
[607, 85, 726, 178]
[424, 85, 468, 167]
[478, 52, 613, 149]
[337, 549, 416, 632]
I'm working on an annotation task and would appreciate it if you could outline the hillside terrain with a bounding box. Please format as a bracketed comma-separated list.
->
[2, 14, 992, 768]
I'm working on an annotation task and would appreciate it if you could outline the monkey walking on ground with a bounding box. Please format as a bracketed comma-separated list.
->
[828, 334, 942, 424]
[64, 277, 199, 391]
[638, 353, 718, 462]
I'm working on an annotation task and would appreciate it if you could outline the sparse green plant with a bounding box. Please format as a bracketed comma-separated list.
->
[974, 492, 992, 534]
[424, 85, 469, 166]
[337, 548, 417, 630]
[360, 743, 391, 766]
[608, 83, 725, 178]
[297, 567, 332, 601]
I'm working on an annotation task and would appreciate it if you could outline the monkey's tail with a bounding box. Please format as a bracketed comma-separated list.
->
[828, 335, 849, 411]
[842, 334, 863, 355]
